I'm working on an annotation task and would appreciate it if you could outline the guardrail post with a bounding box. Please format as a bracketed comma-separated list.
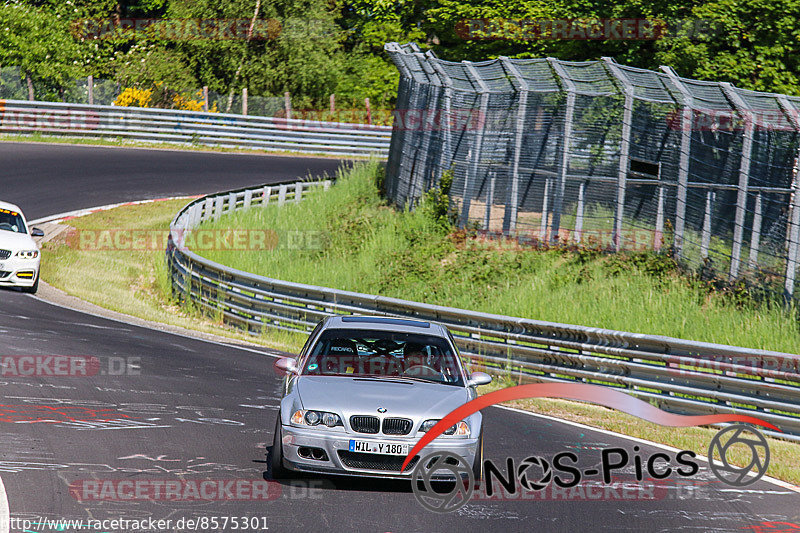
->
[547, 58, 576, 244]
[203, 197, 213, 220]
[748, 192, 762, 269]
[603, 58, 634, 251]
[660, 66, 693, 259]
[462, 61, 490, 229]
[213, 196, 223, 221]
[721, 83, 754, 280]
[501, 57, 529, 235]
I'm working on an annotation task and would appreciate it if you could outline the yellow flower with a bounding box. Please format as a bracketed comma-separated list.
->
[114, 87, 152, 108]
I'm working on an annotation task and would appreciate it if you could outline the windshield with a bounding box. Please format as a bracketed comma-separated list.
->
[304, 329, 465, 386]
[0, 208, 26, 234]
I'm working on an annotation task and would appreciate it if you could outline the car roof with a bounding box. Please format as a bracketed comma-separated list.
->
[322, 315, 448, 336]
[0, 200, 24, 214]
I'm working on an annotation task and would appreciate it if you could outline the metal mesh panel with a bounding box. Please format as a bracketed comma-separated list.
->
[384, 43, 800, 300]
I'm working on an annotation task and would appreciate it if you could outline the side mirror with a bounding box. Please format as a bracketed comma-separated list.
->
[467, 371, 492, 387]
[31, 228, 44, 237]
[275, 357, 299, 375]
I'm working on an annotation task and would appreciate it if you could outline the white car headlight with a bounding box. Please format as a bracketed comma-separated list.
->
[15, 250, 39, 259]
[419, 419, 470, 437]
[291, 409, 342, 428]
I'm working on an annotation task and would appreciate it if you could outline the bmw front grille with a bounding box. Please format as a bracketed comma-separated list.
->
[350, 415, 379, 434]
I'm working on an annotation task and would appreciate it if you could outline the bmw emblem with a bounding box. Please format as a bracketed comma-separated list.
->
[377, 407, 387, 413]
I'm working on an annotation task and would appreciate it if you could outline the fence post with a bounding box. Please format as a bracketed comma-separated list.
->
[774, 95, 800, 302]
[242, 88, 248, 116]
[429, 55, 454, 183]
[547, 58, 576, 244]
[655, 185, 665, 251]
[330, 94, 335, 114]
[203, 86, 209, 112]
[575, 181, 585, 243]
[721, 82, 754, 281]
[365, 97, 372, 125]
[284, 91, 292, 120]
[603, 58, 634, 251]
[462, 61, 490, 228]
[87, 75, 94, 105]
[25, 71, 34, 101]
[500, 57, 529, 235]
[748, 192, 762, 269]
[660, 66, 694, 259]
[484, 170, 496, 230]
[785, 163, 800, 303]
[701, 189, 714, 259]
[540, 178, 550, 240]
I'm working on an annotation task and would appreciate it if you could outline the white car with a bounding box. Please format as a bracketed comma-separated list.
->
[0, 201, 43, 294]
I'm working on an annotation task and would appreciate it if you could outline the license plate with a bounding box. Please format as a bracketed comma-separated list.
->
[349, 440, 409, 456]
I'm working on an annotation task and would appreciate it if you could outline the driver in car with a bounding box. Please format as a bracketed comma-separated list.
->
[402, 342, 436, 378]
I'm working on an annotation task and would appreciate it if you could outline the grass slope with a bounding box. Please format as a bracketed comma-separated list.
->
[196, 161, 800, 353]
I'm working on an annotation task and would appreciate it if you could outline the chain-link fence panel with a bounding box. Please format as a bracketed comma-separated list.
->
[384, 42, 800, 302]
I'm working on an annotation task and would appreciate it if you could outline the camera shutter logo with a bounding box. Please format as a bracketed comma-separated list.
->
[517, 456, 552, 491]
[708, 424, 770, 487]
[411, 451, 474, 513]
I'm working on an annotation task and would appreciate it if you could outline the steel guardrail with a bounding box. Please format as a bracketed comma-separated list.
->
[0, 99, 391, 157]
[166, 180, 800, 441]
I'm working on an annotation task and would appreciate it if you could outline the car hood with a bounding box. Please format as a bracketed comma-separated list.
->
[0, 231, 35, 251]
[295, 376, 470, 420]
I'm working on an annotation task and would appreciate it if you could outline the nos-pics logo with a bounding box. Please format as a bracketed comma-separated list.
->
[402, 384, 780, 514]
[412, 424, 771, 513]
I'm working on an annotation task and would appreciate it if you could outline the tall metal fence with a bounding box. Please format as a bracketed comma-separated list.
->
[384, 42, 800, 300]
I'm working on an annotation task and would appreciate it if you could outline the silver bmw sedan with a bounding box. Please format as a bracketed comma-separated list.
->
[270, 315, 492, 481]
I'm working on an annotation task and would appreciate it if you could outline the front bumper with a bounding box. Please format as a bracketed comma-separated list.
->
[0, 256, 39, 287]
[280, 424, 479, 479]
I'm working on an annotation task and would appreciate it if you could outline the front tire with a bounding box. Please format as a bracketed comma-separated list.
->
[472, 429, 484, 486]
[22, 274, 39, 294]
[270, 413, 289, 479]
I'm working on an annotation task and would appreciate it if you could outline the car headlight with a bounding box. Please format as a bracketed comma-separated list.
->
[15, 250, 39, 259]
[291, 410, 342, 428]
[419, 419, 470, 437]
